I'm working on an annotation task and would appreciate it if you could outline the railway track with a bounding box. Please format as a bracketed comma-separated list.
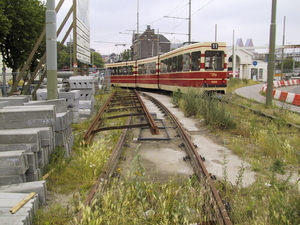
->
[78, 89, 233, 225]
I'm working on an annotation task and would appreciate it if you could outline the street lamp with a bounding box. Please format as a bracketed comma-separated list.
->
[148, 39, 154, 57]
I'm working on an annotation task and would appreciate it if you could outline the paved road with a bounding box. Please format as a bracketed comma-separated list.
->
[234, 84, 300, 114]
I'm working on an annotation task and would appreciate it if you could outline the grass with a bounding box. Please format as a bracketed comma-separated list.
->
[171, 78, 300, 224]
[76, 147, 215, 225]
[34, 82, 300, 225]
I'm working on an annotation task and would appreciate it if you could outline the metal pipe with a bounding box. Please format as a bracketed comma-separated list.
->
[266, 0, 277, 107]
[46, 0, 58, 99]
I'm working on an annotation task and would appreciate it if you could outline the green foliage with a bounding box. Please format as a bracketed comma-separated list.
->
[198, 94, 236, 130]
[121, 49, 132, 61]
[0, 0, 46, 72]
[57, 50, 70, 69]
[270, 158, 285, 174]
[276, 57, 300, 72]
[181, 88, 200, 117]
[91, 51, 104, 68]
[33, 204, 72, 225]
[78, 177, 212, 225]
[227, 78, 259, 93]
[171, 89, 183, 107]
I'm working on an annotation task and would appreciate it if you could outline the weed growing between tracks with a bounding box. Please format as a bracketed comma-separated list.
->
[171, 79, 300, 224]
[78, 145, 216, 225]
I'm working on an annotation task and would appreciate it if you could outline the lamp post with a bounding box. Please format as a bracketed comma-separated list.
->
[148, 39, 154, 57]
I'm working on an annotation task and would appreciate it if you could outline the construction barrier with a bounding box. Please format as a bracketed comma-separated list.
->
[261, 79, 300, 106]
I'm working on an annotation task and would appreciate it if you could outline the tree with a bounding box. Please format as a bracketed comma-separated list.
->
[0, 0, 46, 76]
[276, 57, 300, 73]
[91, 52, 104, 68]
[122, 49, 131, 61]
[58, 50, 70, 69]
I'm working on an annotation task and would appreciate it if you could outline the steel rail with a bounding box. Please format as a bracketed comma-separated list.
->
[77, 117, 132, 223]
[142, 92, 233, 225]
[83, 89, 159, 145]
[83, 91, 117, 144]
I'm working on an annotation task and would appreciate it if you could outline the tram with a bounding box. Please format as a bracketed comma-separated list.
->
[105, 42, 227, 93]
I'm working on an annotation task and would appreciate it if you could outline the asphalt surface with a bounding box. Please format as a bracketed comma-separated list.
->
[234, 84, 300, 114]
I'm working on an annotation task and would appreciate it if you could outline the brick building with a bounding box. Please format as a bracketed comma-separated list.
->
[131, 25, 171, 60]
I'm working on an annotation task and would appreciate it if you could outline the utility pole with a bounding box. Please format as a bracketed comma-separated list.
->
[136, 0, 139, 60]
[280, 16, 286, 80]
[266, 0, 277, 107]
[73, 0, 78, 75]
[188, 0, 191, 43]
[232, 30, 236, 78]
[46, 0, 58, 99]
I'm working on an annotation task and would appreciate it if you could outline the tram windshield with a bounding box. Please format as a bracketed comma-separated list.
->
[205, 51, 224, 71]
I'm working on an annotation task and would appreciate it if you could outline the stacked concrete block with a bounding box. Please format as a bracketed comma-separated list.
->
[23, 98, 73, 156]
[55, 111, 74, 158]
[0, 151, 28, 185]
[0, 105, 56, 129]
[0, 180, 47, 205]
[0, 129, 42, 183]
[56, 90, 80, 123]
[0, 96, 29, 106]
[0, 192, 39, 225]
[0, 105, 57, 183]
[69, 76, 95, 118]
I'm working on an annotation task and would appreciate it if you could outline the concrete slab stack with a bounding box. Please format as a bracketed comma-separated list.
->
[0, 192, 39, 225]
[58, 90, 81, 123]
[0, 181, 47, 205]
[23, 99, 74, 157]
[0, 123, 46, 183]
[0, 96, 30, 109]
[0, 151, 28, 185]
[69, 76, 95, 118]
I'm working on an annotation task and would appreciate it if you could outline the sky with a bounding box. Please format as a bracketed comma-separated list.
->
[55, 0, 300, 55]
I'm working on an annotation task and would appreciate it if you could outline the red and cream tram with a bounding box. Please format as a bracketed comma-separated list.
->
[105, 42, 227, 93]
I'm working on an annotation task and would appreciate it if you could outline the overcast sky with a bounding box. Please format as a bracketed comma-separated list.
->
[55, 0, 300, 55]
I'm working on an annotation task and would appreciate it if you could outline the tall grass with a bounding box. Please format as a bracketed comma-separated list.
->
[172, 85, 300, 224]
[176, 88, 236, 130]
[76, 146, 217, 224]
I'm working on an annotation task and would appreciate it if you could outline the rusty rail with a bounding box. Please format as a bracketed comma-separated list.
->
[83, 89, 159, 144]
[142, 92, 233, 225]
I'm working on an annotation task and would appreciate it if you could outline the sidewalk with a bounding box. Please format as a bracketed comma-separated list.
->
[234, 84, 300, 114]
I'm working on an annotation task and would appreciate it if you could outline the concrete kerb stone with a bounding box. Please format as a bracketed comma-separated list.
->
[0, 192, 39, 225]
[0, 208, 32, 225]
[0, 129, 42, 152]
[0, 180, 47, 205]
[0, 96, 29, 106]
[23, 99, 68, 113]
[0, 101, 10, 109]
[0, 151, 29, 176]
[0, 106, 56, 129]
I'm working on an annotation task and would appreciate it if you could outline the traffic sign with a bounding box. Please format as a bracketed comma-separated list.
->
[252, 61, 258, 66]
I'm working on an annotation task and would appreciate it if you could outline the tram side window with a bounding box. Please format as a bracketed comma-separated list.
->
[117, 67, 123, 75]
[127, 66, 132, 75]
[177, 55, 183, 72]
[122, 66, 127, 75]
[191, 51, 200, 71]
[205, 51, 224, 70]
[149, 62, 156, 74]
[172, 56, 178, 72]
[111, 67, 117, 75]
[167, 58, 172, 72]
[138, 64, 146, 75]
[160, 60, 167, 73]
[182, 53, 190, 71]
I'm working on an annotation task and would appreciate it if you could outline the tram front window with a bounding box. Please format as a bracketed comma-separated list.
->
[205, 51, 224, 71]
